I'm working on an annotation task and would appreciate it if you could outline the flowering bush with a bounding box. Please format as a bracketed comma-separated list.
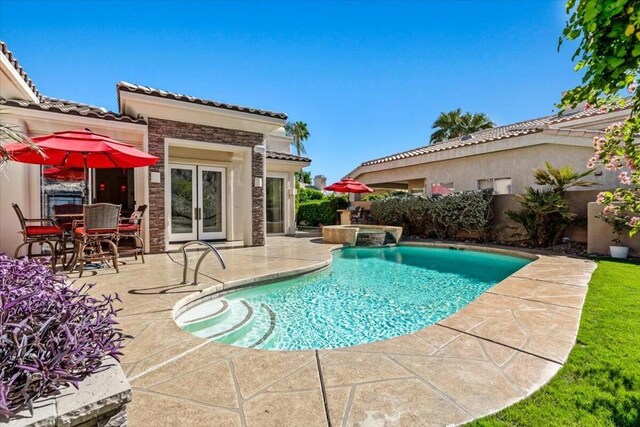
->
[589, 117, 640, 237]
[559, 0, 639, 237]
[0, 255, 125, 417]
[598, 205, 632, 245]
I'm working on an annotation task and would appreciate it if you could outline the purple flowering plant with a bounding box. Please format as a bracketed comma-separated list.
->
[0, 255, 125, 417]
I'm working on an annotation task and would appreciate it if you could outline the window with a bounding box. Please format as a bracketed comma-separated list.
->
[478, 178, 512, 195]
[410, 187, 424, 195]
[431, 182, 454, 195]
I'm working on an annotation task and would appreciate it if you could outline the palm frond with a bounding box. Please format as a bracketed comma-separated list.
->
[0, 109, 42, 167]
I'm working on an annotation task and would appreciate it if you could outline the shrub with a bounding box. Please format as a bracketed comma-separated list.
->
[296, 196, 348, 226]
[0, 255, 125, 417]
[370, 190, 493, 239]
[506, 163, 592, 247]
[362, 193, 386, 201]
[298, 187, 324, 204]
[507, 188, 575, 247]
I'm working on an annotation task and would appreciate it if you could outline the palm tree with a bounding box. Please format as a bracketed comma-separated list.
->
[430, 109, 495, 144]
[533, 162, 594, 194]
[285, 121, 310, 155]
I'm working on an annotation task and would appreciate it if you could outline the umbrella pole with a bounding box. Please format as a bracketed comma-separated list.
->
[83, 154, 89, 204]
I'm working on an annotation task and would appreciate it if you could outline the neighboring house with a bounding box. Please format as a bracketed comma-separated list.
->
[347, 102, 632, 197]
[0, 41, 310, 255]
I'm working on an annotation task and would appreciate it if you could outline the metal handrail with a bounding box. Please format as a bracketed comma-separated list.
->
[178, 241, 227, 285]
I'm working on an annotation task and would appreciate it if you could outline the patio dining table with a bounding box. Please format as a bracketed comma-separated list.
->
[52, 212, 84, 270]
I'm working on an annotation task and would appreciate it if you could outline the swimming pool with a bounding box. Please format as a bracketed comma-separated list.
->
[175, 246, 531, 351]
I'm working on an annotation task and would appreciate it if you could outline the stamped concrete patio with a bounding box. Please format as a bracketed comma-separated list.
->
[73, 237, 595, 426]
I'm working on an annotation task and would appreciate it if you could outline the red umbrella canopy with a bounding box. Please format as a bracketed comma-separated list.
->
[6, 128, 158, 169]
[43, 166, 85, 181]
[324, 177, 373, 193]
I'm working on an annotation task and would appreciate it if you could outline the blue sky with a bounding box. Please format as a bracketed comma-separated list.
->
[0, 0, 579, 184]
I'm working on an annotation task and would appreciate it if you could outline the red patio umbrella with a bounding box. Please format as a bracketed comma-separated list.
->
[324, 177, 374, 194]
[7, 128, 158, 201]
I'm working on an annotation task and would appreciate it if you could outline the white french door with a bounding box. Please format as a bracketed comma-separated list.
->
[169, 164, 226, 242]
[198, 166, 226, 240]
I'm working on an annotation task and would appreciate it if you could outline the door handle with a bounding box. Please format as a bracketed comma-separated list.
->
[194, 207, 200, 221]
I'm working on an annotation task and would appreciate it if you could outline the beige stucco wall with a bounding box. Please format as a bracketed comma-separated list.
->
[354, 142, 619, 195]
[492, 191, 602, 243]
[587, 203, 640, 256]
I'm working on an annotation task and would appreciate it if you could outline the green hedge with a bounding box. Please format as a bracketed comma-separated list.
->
[296, 196, 348, 226]
[370, 190, 493, 239]
[298, 187, 324, 203]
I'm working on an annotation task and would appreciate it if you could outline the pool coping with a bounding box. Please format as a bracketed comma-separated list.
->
[113, 238, 595, 426]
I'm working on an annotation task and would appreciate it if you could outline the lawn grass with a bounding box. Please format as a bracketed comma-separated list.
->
[469, 259, 640, 427]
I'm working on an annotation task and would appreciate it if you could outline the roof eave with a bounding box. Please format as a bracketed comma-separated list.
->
[0, 48, 40, 102]
[117, 82, 288, 121]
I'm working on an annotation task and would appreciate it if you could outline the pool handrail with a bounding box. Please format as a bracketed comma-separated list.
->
[178, 240, 227, 285]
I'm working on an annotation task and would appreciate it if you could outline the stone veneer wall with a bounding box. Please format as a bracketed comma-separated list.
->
[147, 118, 265, 253]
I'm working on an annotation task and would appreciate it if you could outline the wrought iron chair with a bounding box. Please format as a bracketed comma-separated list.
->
[72, 203, 121, 278]
[117, 204, 147, 263]
[12, 203, 65, 269]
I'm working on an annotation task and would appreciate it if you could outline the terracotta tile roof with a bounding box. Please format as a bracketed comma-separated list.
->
[359, 103, 632, 167]
[266, 150, 311, 162]
[117, 81, 288, 120]
[0, 40, 42, 100]
[0, 97, 146, 124]
[548, 98, 634, 124]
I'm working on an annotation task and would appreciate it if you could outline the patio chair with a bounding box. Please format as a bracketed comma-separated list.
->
[72, 203, 121, 278]
[12, 203, 65, 269]
[53, 203, 83, 232]
[350, 207, 364, 224]
[117, 204, 147, 263]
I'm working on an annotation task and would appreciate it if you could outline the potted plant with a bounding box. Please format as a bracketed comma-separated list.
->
[599, 207, 630, 259]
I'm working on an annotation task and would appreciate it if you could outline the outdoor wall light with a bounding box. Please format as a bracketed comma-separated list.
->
[254, 145, 266, 154]
[255, 177, 263, 187]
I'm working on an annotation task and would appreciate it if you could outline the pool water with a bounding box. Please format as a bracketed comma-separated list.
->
[176, 246, 530, 351]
